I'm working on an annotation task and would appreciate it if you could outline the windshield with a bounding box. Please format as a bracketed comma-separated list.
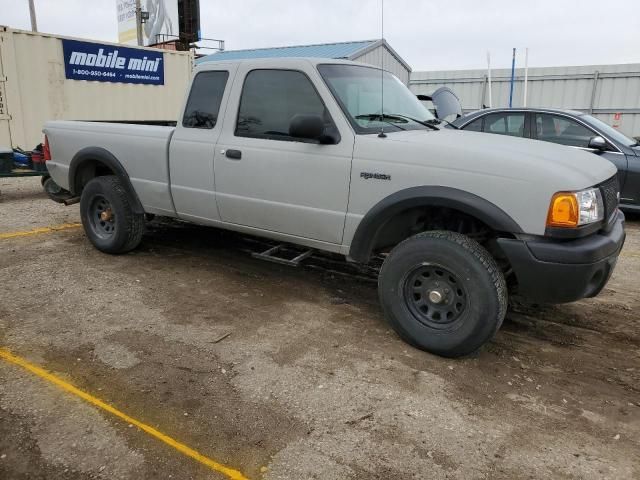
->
[318, 64, 436, 134]
[582, 114, 637, 147]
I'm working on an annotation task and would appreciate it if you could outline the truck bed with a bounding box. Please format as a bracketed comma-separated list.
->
[44, 120, 177, 216]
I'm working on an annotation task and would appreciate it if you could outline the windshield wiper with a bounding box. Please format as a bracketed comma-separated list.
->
[355, 113, 439, 131]
[425, 118, 460, 130]
[355, 114, 408, 131]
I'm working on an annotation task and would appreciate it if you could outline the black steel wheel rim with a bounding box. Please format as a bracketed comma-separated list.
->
[89, 195, 116, 238]
[403, 263, 467, 329]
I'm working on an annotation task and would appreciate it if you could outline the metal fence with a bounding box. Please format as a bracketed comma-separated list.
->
[410, 63, 640, 139]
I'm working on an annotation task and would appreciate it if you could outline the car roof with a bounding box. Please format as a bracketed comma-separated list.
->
[194, 56, 376, 70]
[456, 107, 587, 123]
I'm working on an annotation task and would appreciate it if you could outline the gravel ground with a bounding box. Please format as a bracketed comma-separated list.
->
[0, 177, 639, 480]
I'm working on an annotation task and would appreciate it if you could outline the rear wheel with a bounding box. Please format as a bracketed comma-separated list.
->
[79, 175, 144, 254]
[378, 231, 507, 357]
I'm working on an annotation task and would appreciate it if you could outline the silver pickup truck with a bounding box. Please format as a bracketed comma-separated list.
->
[44, 58, 625, 357]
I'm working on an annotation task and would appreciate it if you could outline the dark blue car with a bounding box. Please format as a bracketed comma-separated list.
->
[450, 107, 640, 212]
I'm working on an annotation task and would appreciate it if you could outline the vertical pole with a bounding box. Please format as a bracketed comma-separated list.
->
[589, 70, 600, 114]
[508, 48, 516, 108]
[481, 75, 487, 109]
[487, 51, 493, 108]
[28, 0, 38, 32]
[380, 0, 384, 120]
[135, 0, 143, 46]
[523, 48, 529, 107]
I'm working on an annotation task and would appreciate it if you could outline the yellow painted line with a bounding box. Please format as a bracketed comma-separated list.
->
[0, 348, 249, 480]
[0, 223, 82, 240]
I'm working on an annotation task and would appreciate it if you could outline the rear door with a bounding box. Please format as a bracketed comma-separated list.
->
[213, 63, 354, 244]
[169, 64, 237, 222]
[461, 111, 529, 138]
[482, 112, 527, 138]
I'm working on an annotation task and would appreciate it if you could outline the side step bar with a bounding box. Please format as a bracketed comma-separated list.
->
[251, 244, 314, 267]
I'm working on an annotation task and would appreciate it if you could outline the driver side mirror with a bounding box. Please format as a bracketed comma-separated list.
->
[588, 135, 607, 151]
[289, 114, 325, 141]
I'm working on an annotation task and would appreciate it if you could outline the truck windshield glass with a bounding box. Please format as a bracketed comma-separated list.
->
[318, 64, 436, 134]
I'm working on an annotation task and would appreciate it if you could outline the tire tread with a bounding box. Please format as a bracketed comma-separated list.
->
[379, 230, 508, 356]
[80, 175, 144, 254]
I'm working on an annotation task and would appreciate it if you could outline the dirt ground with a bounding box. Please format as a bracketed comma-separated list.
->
[1, 177, 639, 480]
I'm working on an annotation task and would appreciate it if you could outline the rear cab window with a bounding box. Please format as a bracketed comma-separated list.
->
[182, 70, 229, 129]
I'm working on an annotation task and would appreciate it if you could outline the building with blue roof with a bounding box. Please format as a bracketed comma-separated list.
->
[196, 39, 412, 84]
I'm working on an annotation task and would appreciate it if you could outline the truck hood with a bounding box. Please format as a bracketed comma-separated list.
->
[379, 128, 616, 189]
[352, 128, 618, 236]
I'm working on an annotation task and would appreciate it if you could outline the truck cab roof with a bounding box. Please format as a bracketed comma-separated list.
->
[194, 56, 379, 70]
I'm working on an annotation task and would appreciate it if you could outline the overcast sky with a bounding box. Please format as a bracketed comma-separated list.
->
[2, 0, 639, 71]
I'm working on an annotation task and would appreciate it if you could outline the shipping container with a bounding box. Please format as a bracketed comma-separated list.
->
[0, 27, 193, 150]
[410, 63, 640, 139]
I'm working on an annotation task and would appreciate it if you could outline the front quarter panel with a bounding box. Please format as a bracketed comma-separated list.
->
[343, 130, 616, 247]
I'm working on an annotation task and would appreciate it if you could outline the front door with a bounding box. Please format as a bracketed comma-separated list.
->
[533, 112, 628, 192]
[214, 64, 354, 244]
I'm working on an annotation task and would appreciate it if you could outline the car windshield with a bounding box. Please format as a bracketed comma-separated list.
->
[318, 64, 436, 134]
[582, 114, 637, 147]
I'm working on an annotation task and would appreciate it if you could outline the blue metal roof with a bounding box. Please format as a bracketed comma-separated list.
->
[196, 40, 377, 64]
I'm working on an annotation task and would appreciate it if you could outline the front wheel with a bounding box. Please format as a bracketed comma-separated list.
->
[79, 175, 145, 254]
[378, 231, 507, 358]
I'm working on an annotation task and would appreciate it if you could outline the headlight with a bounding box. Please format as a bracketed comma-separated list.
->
[547, 187, 604, 228]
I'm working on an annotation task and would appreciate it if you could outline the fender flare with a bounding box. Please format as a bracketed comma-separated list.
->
[68, 146, 144, 214]
[348, 186, 524, 263]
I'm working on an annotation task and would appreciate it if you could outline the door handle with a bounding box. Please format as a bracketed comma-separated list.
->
[225, 149, 242, 160]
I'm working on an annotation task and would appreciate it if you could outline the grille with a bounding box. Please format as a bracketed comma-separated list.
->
[599, 175, 619, 220]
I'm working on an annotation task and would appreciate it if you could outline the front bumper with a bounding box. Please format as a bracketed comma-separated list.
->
[497, 211, 626, 303]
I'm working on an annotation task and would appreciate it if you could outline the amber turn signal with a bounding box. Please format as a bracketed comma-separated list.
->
[547, 193, 579, 227]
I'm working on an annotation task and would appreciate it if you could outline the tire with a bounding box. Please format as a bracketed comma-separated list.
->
[42, 176, 72, 204]
[378, 231, 507, 358]
[79, 175, 145, 254]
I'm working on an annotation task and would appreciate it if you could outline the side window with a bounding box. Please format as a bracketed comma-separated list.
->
[483, 113, 525, 137]
[182, 71, 229, 129]
[463, 118, 483, 132]
[535, 114, 594, 148]
[236, 69, 336, 141]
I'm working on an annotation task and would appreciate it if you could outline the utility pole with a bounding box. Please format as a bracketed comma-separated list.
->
[135, 0, 143, 46]
[28, 0, 38, 32]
